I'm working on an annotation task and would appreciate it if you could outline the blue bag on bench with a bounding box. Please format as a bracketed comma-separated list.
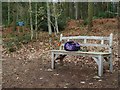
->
[64, 41, 80, 51]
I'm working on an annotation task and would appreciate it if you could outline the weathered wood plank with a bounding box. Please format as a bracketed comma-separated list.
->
[61, 36, 110, 41]
[51, 50, 110, 55]
[98, 55, 103, 76]
[61, 43, 109, 48]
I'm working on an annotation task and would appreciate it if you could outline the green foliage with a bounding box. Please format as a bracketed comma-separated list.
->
[16, 34, 31, 44]
[4, 40, 16, 52]
[98, 11, 115, 18]
[8, 47, 16, 52]
[3, 33, 31, 52]
[93, 16, 98, 19]
[57, 14, 68, 31]
[20, 34, 31, 44]
[83, 18, 89, 25]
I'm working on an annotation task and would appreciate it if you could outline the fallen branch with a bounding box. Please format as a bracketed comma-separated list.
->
[19, 42, 31, 54]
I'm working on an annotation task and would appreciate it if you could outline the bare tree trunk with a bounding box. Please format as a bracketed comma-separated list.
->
[12, 3, 17, 32]
[16, 3, 19, 23]
[53, 2, 59, 34]
[88, 2, 93, 31]
[69, 2, 74, 19]
[47, 2, 52, 47]
[29, 0, 33, 40]
[75, 2, 78, 20]
[47, 2, 52, 35]
[35, 3, 38, 39]
[80, 2, 83, 19]
[117, 2, 120, 29]
[8, 1, 10, 26]
[65, 2, 69, 18]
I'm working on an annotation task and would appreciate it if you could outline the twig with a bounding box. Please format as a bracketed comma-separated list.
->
[19, 42, 31, 54]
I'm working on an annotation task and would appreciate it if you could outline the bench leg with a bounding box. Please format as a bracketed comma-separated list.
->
[51, 52, 55, 69]
[60, 55, 66, 66]
[109, 54, 113, 72]
[98, 55, 103, 76]
[60, 56, 64, 66]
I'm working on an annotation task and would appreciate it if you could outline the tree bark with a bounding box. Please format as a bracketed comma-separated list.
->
[29, 0, 34, 40]
[47, 2, 52, 47]
[75, 2, 78, 20]
[8, 1, 10, 26]
[117, 2, 120, 29]
[35, 3, 38, 39]
[69, 2, 74, 19]
[88, 2, 93, 31]
[53, 2, 59, 34]
[65, 2, 69, 18]
[12, 3, 17, 32]
[47, 2, 52, 35]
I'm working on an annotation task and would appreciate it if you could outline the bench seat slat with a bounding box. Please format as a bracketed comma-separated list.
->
[51, 50, 110, 55]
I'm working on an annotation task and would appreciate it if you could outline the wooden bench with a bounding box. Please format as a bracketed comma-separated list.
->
[51, 33, 113, 76]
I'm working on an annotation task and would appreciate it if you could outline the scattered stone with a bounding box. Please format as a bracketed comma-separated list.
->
[24, 69, 28, 72]
[18, 57, 22, 60]
[54, 73, 59, 76]
[64, 86, 67, 88]
[47, 69, 53, 72]
[106, 70, 110, 72]
[40, 68, 42, 71]
[40, 77, 43, 80]
[39, 42, 43, 45]
[89, 83, 93, 85]
[16, 77, 19, 80]
[65, 83, 69, 86]
[93, 76, 100, 79]
[80, 81, 85, 84]
[98, 79, 102, 82]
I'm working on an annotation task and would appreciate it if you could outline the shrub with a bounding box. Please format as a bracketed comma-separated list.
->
[97, 11, 115, 18]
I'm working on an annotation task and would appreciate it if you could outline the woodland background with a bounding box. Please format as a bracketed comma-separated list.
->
[1, 1, 120, 88]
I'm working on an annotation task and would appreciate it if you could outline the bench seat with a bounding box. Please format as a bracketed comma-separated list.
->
[51, 50, 110, 56]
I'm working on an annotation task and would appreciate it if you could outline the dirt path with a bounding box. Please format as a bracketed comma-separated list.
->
[2, 55, 118, 88]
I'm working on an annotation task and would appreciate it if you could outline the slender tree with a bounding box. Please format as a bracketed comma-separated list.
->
[53, 2, 59, 34]
[12, 3, 17, 31]
[69, 2, 74, 19]
[8, 1, 10, 25]
[64, 2, 69, 18]
[29, 0, 34, 40]
[35, 3, 38, 39]
[88, 2, 93, 31]
[75, 2, 78, 20]
[80, 2, 83, 19]
[117, 2, 120, 29]
[47, 2, 52, 35]
[47, 2, 52, 47]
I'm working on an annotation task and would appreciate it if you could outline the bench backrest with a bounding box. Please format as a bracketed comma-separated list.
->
[59, 33, 113, 53]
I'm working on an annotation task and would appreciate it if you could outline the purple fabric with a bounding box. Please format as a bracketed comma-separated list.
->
[64, 41, 80, 51]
